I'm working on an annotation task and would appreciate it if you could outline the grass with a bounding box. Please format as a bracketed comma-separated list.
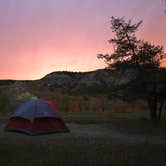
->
[1, 84, 166, 165]
[1, 108, 166, 136]
[0, 111, 166, 165]
[62, 111, 166, 137]
[62, 111, 112, 124]
[0, 131, 166, 166]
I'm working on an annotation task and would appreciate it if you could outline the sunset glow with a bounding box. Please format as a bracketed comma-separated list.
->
[0, 0, 166, 80]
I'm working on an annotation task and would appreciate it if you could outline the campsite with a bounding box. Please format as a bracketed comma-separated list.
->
[0, 1, 166, 166]
[0, 80, 166, 166]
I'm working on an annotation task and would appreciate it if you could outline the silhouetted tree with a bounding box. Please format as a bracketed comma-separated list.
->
[98, 16, 166, 122]
[98, 17, 164, 69]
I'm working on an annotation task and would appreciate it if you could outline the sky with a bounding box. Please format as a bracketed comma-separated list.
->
[0, 0, 166, 80]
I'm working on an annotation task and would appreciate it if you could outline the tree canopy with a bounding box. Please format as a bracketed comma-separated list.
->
[98, 16, 165, 70]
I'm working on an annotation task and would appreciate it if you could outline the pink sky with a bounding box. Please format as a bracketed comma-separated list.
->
[0, 0, 166, 80]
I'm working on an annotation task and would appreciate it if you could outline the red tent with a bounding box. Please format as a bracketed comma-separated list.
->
[5, 99, 69, 135]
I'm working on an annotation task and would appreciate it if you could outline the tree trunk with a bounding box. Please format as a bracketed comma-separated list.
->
[150, 108, 157, 122]
[148, 94, 158, 123]
[158, 99, 165, 121]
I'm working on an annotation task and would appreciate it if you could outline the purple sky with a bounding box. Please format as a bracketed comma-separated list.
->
[0, 0, 165, 79]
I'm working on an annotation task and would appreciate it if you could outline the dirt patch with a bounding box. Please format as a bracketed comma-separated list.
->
[1, 123, 166, 146]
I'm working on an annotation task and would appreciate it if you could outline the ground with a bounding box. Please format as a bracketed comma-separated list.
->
[0, 111, 166, 166]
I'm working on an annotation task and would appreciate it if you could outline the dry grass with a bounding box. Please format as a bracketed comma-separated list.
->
[0, 110, 166, 166]
[0, 122, 166, 166]
[1, 83, 166, 165]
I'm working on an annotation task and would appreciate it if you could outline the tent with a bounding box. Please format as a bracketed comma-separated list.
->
[5, 99, 69, 135]
[44, 100, 59, 111]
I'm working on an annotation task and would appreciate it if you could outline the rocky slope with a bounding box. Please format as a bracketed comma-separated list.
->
[40, 69, 137, 95]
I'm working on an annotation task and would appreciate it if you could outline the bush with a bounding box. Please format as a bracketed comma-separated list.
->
[0, 87, 11, 114]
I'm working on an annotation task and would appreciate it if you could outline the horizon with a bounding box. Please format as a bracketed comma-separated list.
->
[0, 0, 166, 80]
[1, 66, 166, 81]
[0, 68, 105, 80]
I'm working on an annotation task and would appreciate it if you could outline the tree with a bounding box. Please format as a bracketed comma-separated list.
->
[98, 17, 164, 69]
[98, 16, 166, 122]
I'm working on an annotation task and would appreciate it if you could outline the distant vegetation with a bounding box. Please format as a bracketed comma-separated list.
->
[0, 80, 15, 86]
[0, 86, 13, 121]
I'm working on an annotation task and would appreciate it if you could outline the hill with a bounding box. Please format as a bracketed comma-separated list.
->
[38, 69, 137, 96]
[1, 68, 166, 113]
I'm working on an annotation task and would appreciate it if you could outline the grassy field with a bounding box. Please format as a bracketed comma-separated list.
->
[1, 85, 166, 165]
[0, 111, 166, 166]
[0, 133, 166, 166]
